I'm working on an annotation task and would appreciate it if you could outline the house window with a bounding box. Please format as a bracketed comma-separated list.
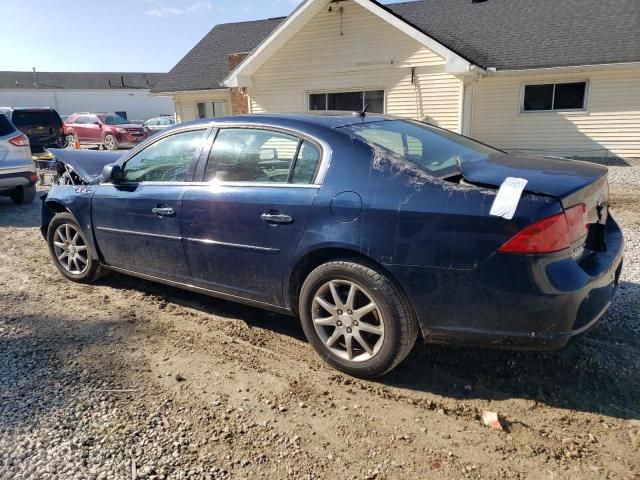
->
[309, 90, 384, 114]
[197, 101, 227, 119]
[523, 82, 587, 112]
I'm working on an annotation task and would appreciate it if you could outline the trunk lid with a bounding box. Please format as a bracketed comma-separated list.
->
[462, 154, 610, 256]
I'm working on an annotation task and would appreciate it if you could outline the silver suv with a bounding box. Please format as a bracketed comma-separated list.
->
[0, 115, 37, 204]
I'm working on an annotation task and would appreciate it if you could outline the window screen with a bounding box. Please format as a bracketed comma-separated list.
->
[523, 82, 587, 111]
[309, 90, 384, 113]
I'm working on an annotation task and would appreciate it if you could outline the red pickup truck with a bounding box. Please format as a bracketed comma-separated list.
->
[64, 113, 148, 151]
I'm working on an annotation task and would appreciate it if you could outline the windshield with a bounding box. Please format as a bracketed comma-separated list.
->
[98, 115, 129, 126]
[342, 120, 500, 177]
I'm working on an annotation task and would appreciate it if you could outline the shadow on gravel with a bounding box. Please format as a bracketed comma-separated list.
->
[100, 270, 640, 421]
[383, 281, 640, 421]
[0, 195, 42, 228]
[100, 273, 306, 342]
[0, 313, 128, 428]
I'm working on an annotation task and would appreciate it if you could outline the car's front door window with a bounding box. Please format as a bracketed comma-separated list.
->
[205, 128, 303, 184]
[122, 129, 207, 183]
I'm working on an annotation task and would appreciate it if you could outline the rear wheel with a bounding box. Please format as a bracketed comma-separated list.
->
[10, 185, 36, 204]
[103, 134, 118, 151]
[299, 261, 418, 378]
[47, 213, 108, 283]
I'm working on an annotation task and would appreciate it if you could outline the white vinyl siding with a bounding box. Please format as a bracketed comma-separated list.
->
[247, 1, 462, 132]
[472, 69, 640, 159]
[173, 91, 231, 123]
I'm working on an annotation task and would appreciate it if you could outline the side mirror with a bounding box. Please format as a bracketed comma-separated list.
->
[102, 163, 123, 183]
[259, 148, 278, 161]
[94, 122, 101, 127]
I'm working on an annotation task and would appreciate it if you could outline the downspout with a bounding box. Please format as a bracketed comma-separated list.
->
[460, 65, 493, 137]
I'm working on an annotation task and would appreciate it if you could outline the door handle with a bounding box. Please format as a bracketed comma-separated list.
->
[261, 212, 293, 225]
[152, 207, 175, 217]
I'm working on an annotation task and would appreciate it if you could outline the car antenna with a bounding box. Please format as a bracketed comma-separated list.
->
[353, 103, 369, 118]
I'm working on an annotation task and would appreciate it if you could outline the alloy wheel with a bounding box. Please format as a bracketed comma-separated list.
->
[312, 280, 385, 362]
[52, 224, 89, 275]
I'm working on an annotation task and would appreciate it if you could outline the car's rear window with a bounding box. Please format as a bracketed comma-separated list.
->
[0, 114, 16, 137]
[342, 120, 500, 178]
[12, 110, 62, 128]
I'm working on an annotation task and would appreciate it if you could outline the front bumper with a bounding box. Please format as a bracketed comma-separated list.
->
[388, 216, 625, 350]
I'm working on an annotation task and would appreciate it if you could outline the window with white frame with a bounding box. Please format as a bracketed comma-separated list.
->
[309, 90, 384, 114]
[197, 101, 227, 119]
[523, 82, 587, 112]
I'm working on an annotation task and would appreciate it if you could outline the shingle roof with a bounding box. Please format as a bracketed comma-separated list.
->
[151, 17, 285, 93]
[0, 72, 166, 90]
[152, 0, 640, 93]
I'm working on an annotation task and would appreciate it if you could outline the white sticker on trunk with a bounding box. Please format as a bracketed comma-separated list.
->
[490, 177, 529, 220]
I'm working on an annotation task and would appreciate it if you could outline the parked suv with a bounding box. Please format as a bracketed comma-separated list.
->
[64, 113, 148, 151]
[0, 107, 65, 154]
[0, 114, 37, 204]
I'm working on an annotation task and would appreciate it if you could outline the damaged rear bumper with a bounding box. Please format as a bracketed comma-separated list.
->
[387, 216, 625, 351]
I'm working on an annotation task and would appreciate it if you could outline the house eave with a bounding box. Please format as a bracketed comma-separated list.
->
[490, 62, 640, 76]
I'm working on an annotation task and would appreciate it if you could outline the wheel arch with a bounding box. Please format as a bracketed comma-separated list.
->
[286, 246, 419, 333]
[41, 200, 71, 238]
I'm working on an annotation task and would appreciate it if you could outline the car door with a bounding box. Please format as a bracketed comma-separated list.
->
[181, 127, 324, 305]
[73, 116, 91, 141]
[92, 127, 209, 282]
[83, 115, 103, 143]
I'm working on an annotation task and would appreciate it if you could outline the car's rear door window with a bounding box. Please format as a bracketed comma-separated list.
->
[205, 128, 321, 184]
[122, 129, 207, 183]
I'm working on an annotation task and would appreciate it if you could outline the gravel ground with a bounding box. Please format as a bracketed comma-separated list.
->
[0, 162, 639, 479]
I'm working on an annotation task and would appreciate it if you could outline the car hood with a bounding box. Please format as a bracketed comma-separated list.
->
[460, 153, 608, 202]
[49, 148, 122, 184]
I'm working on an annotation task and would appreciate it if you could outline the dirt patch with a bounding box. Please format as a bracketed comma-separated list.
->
[0, 186, 639, 479]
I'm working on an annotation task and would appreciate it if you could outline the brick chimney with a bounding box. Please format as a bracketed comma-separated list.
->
[228, 52, 250, 115]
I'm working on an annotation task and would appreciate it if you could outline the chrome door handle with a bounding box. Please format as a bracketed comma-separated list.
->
[152, 207, 175, 217]
[261, 212, 293, 225]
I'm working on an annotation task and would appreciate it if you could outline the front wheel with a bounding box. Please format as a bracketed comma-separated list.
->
[47, 213, 108, 283]
[103, 134, 118, 151]
[299, 261, 418, 378]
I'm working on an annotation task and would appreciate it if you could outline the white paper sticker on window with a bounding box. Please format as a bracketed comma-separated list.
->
[490, 177, 529, 220]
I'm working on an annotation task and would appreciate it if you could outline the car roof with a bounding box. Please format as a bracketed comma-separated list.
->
[178, 112, 396, 131]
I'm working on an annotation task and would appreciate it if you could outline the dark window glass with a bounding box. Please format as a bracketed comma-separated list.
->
[292, 141, 321, 184]
[309, 94, 327, 111]
[523, 84, 554, 111]
[11, 110, 62, 128]
[99, 114, 129, 125]
[327, 91, 363, 111]
[122, 129, 206, 182]
[197, 103, 206, 119]
[343, 120, 499, 178]
[364, 90, 385, 114]
[553, 82, 586, 110]
[0, 115, 16, 136]
[206, 128, 299, 183]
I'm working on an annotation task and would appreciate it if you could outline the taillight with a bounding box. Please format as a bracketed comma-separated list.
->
[498, 204, 587, 254]
[8, 134, 29, 147]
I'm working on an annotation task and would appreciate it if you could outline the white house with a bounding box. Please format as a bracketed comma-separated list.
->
[0, 71, 174, 121]
[152, 0, 640, 160]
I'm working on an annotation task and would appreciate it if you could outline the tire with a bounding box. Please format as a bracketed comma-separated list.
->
[47, 212, 108, 283]
[103, 134, 118, 151]
[299, 261, 418, 378]
[10, 185, 36, 204]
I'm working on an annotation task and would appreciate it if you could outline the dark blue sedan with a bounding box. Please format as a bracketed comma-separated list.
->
[42, 113, 624, 377]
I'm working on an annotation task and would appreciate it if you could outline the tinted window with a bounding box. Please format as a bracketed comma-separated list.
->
[99, 115, 129, 125]
[343, 120, 499, 178]
[523, 84, 554, 111]
[292, 141, 321, 184]
[0, 115, 16, 137]
[12, 110, 62, 128]
[206, 129, 299, 183]
[122, 129, 206, 183]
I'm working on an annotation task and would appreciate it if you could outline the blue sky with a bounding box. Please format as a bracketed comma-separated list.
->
[0, 0, 409, 73]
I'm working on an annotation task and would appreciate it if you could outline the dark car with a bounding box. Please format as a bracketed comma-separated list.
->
[41, 114, 624, 378]
[64, 113, 148, 151]
[0, 107, 65, 153]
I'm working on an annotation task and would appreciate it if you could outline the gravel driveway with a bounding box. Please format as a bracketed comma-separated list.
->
[0, 162, 638, 479]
